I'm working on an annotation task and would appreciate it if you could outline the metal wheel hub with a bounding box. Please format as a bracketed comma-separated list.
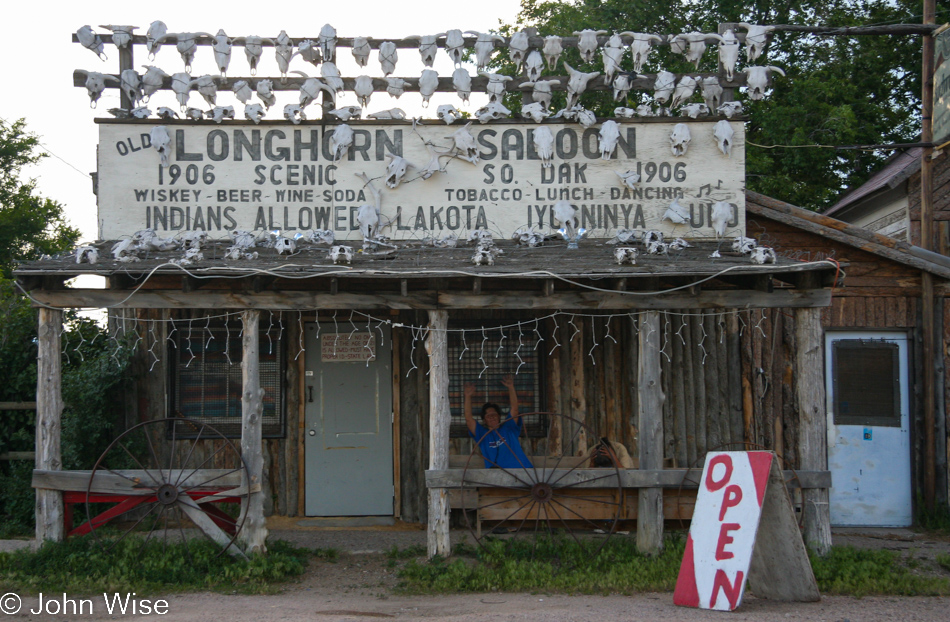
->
[156, 483, 180, 505]
[530, 482, 553, 503]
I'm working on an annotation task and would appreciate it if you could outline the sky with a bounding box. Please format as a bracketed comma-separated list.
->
[3, 1, 524, 245]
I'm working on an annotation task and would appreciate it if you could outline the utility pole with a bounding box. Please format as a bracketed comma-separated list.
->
[921, 0, 937, 512]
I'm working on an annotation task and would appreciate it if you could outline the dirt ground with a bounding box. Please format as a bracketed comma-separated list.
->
[5, 523, 950, 621]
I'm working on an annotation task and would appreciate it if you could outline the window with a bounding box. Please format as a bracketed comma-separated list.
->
[831, 339, 900, 427]
[447, 324, 546, 438]
[170, 319, 285, 438]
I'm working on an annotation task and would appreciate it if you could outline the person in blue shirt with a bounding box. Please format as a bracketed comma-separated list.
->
[463, 375, 533, 470]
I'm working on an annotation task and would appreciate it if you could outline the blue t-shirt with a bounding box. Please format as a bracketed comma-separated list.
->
[471, 418, 533, 469]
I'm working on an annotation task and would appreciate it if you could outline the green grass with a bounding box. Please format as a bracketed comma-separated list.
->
[396, 535, 685, 594]
[397, 536, 950, 597]
[916, 501, 950, 535]
[808, 546, 948, 597]
[313, 547, 340, 562]
[386, 544, 426, 560]
[936, 553, 950, 573]
[0, 536, 308, 595]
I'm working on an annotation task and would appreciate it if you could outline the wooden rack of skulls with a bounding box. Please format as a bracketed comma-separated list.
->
[72, 23, 790, 123]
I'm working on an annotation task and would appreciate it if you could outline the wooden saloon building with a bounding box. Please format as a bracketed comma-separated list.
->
[22, 27, 950, 557]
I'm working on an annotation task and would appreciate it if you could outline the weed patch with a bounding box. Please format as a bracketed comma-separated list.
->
[396, 535, 685, 594]
[937, 553, 950, 573]
[313, 547, 340, 562]
[810, 546, 950, 596]
[387, 544, 425, 560]
[0, 536, 308, 595]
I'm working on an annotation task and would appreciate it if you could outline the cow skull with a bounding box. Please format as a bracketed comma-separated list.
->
[614, 107, 636, 118]
[542, 35, 563, 70]
[319, 23, 337, 62]
[573, 29, 608, 63]
[321, 62, 344, 95]
[170, 72, 194, 109]
[742, 66, 784, 100]
[257, 79, 277, 108]
[295, 75, 330, 108]
[386, 77, 408, 99]
[680, 103, 709, 118]
[329, 106, 362, 121]
[295, 39, 322, 66]
[622, 32, 663, 72]
[663, 198, 689, 224]
[149, 126, 171, 167]
[385, 151, 415, 188]
[329, 245, 353, 265]
[354, 75, 375, 108]
[718, 101, 743, 118]
[195, 74, 217, 107]
[160, 32, 213, 73]
[475, 101, 511, 124]
[283, 104, 306, 124]
[670, 75, 698, 109]
[737, 23, 776, 62]
[275, 30, 294, 79]
[522, 102, 550, 123]
[419, 69, 439, 106]
[453, 67, 472, 103]
[235, 35, 274, 75]
[146, 21, 166, 59]
[449, 122, 480, 164]
[601, 33, 626, 82]
[525, 50, 544, 82]
[378, 41, 398, 76]
[444, 29, 466, 66]
[368, 108, 406, 120]
[532, 126, 554, 168]
[653, 70, 676, 103]
[467, 31, 506, 70]
[78, 25, 107, 61]
[615, 169, 640, 189]
[508, 30, 530, 69]
[244, 103, 265, 124]
[120, 69, 143, 105]
[613, 73, 634, 101]
[710, 201, 734, 236]
[750, 246, 777, 265]
[406, 34, 440, 67]
[207, 105, 234, 123]
[100, 25, 137, 49]
[614, 247, 638, 265]
[330, 124, 354, 161]
[480, 71, 514, 103]
[522, 79, 558, 109]
[713, 120, 735, 156]
[718, 29, 740, 81]
[352, 36, 371, 67]
[437, 104, 460, 124]
[564, 63, 600, 108]
[232, 79, 253, 103]
[670, 123, 691, 157]
[598, 120, 620, 160]
[669, 32, 720, 69]
[700, 76, 723, 110]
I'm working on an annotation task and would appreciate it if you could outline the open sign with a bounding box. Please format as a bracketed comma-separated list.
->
[674, 451, 820, 611]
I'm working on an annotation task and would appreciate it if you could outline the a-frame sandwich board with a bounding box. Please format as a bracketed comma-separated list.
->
[673, 451, 820, 611]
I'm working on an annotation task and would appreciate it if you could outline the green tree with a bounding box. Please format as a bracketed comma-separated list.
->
[0, 120, 129, 535]
[503, 0, 945, 210]
[0, 119, 79, 276]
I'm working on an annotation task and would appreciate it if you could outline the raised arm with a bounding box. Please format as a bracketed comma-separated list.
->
[501, 374, 520, 423]
[463, 382, 477, 435]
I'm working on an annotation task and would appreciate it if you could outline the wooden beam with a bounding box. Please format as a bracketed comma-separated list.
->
[330, 277, 338, 295]
[32, 469, 242, 493]
[239, 310, 268, 555]
[795, 307, 832, 555]
[472, 277, 481, 295]
[542, 279, 554, 296]
[426, 310, 450, 558]
[0, 402, 37, 410]
[637, 310, 665, 555]
[29, 288, 832, 311]
[424, 469, 832, 489]
[35, 308, 64, 542]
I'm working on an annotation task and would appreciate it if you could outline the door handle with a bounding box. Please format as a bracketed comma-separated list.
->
[308, 386, 314, 403]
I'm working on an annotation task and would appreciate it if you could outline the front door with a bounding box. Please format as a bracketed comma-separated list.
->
[825, 331, 912, 527]
[304, 323, 393, 516]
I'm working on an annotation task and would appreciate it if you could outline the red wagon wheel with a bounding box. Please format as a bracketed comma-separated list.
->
[460, 413, 624, 566]
[85, 418, 250, 559]
[676, 442, 805, 530]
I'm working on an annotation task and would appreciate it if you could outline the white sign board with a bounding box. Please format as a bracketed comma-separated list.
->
[320, 332, 376, 363]
[674, 451, 819, 611]
[96, 121, 745, 241]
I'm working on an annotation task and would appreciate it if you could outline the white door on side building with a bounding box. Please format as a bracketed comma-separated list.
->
[825, 331, 912, 527]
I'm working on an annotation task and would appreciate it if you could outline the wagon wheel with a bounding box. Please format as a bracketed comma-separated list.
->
[85, 418, 250, 559]
[461, 413, 623, 567]
[676, 442, 804, 530]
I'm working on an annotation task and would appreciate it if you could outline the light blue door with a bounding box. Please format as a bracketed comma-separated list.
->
[825, 332, 912, 527]
[304, 323, 393, 516]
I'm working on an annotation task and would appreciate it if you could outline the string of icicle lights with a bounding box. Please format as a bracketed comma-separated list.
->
[61, 308, 773, 373]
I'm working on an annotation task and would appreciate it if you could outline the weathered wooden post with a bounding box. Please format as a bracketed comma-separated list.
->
[239, 309, 268, 555]
[35, 307, 64, 542]
[794, 307, 832, 555]
[637, 311, 665, 555]
[426, 310, 450, 557]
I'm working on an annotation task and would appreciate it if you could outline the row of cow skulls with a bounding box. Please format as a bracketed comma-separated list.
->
[78, 23, 776, 80]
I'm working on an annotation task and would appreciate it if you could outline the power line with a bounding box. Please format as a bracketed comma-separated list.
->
[0, 115, 91, 180]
